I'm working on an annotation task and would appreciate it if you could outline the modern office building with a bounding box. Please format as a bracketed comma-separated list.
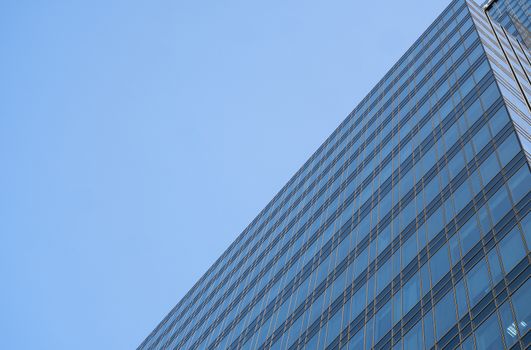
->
[139, 0, 530, 348]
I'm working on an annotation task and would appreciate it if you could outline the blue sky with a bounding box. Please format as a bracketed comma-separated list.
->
[0, 0, 450, 349]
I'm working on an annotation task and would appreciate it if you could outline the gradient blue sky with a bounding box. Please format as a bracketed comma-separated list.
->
[1, 1, 451, 349]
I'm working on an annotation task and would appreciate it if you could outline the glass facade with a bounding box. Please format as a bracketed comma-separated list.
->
[139, 0, 530, 349]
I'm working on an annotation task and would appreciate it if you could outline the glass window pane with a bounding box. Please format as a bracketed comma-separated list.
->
[497, 301, 518, 348]
[474, 312, 503, 350]
[459, 215, 481, 255]
[486, 250, 503, 285]
[434, 290, 457, 340]
[374, 301, 392, 342]
[466, 258, 490, 306]
[403, 320, 423, 349]
[455, 279, 469, 318]
[403, 272, 421, 314]
[499, 227, 525, 274]
[430, 245, 450, 285]
[423, 309, 435, 349]
[507, 165, 530, 205]
[487, 186, 511, 226]
[496, 133, 519, 167]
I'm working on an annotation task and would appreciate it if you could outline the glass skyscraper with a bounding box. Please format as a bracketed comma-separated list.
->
[139, 0, 530, 349]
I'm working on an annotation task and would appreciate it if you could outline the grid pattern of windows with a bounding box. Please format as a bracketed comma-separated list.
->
[138, 1, 530, 349]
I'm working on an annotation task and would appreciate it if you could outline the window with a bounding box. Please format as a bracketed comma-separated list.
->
[474, 313, 503, 350]
[403, 272, 421, 314]
[464, 98, 483, 127]
[479, 152, 500, 186]
[455, 280, 469, 318]
[486, 249, 503, 285]
[497, 301, 518, 348]
[488, 106, 509, 135]
[426, 207, 444, 241]
[423, 309, 436, 349]
[402, 232, 418, 267]
[374, 301, 392, 342]
[498, 227, 525, 274]
[324, 310, 342, 347]
[466, 258, 490, 306]
[473, 123, 491, 152]
[434, 290, 457, 339]
[459, 215, 481, 255]
[377, 259, 392, 294]
[403, 320, 423, 349]
[496, 133, 519, 167]
[430, 245, 450, 285]
[506, 165, 530, 204]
